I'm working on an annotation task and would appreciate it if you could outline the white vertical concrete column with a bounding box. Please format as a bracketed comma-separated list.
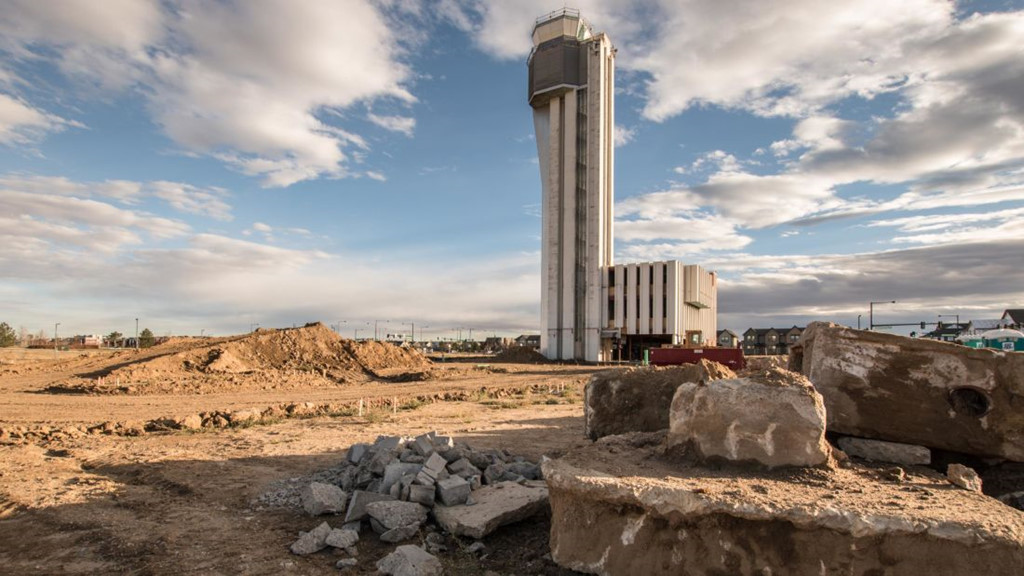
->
[666, 261, 680, 340]
[626, 264, 637, 335]
[604, 43, 615, 266]
[614, 264, 625, 332]
[639, 263, 651, 334]
[653, 261, 664, 335]
[560, 92, 577, 360]
[535, 104, 554, 359]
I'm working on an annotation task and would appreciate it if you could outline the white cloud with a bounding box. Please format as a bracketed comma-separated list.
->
[0, 0, 417, 187]
[633, 0, 952, 121]
[368, 113, 417, 137]
[614, 125, 635, 147]
[0, 93, 83, 146]
[0, 188, 190, 258]
[150, 181, 232, 221]
[690, 150, 742, 173]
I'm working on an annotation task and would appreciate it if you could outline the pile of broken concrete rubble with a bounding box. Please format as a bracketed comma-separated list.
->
[554, 322, 1024, 575]
[288, 432, 549, 574]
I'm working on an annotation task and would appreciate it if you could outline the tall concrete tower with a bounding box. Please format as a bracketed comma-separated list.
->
[528, 9, 615, 362]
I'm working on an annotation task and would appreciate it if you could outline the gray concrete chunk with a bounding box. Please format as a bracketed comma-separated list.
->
[380, 522, 420, 543]
[383, 462, 422, 493]
[376, 545, 442, 576]
[347, 443, 370, 465]
[412, 434, 434, 457]
[290, 521, 332, 556]
[365, 500, 428, 530]
[424, 452, 447, 474]
[432, 481, 549, 539]
[432, 435, 454, 451]
[343, 490, 395, 523]
[447, 457, 481, 477]
[374, 435, 404, 452]
[409, 484, 435, 507]
[414, 470, 435, 487]
[837, 436, 931, 466]
[325, 527, 359, 549]
[300, 482, 347, 516]
[436, 476, 471, 506]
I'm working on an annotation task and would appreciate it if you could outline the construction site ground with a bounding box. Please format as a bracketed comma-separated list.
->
[0, 335, 597, 575]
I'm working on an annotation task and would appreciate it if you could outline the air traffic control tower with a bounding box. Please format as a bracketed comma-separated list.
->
[529, 9, 718, 363]
[528, 9, 616, 362]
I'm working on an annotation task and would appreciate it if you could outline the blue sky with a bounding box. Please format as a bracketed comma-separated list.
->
[2, 0, 1023, 340]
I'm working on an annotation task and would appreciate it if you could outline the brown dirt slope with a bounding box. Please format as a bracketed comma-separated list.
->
[48, 323, 431, 395]
[494, 346, 549, 363]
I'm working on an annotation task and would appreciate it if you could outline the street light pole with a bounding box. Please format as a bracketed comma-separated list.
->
[54, 322, 60, 359]
[375, 320, 388, 341]
[135, 318, 139, 350]
[857, 314, 862, 330]
[868, 301, 896, 331]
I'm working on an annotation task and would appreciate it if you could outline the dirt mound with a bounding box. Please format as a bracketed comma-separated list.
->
[341, 339, 431, 375]
[696, 359, 736, 380]
[493, 346, 549, 363]
[742, 355, 788, 372]
[52, 323, 431, 394]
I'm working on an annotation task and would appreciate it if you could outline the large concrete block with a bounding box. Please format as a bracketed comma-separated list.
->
[544, 434, 1024, 576]
[667, 368, 830, 468]
[791, 322, 1024, 461]
[584, 361, 735, 440]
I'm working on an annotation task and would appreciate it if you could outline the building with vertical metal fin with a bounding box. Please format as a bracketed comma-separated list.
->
[528, 9, 717, 362]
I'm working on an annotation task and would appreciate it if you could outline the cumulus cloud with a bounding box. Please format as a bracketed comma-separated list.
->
[0, 93, 83, 146]
[0, 173, 232, 223]
[0, 0, 416, 187]
[368, 113, 417, 137]
[150, 181, 232, 221]
[0, 168, 543, 336]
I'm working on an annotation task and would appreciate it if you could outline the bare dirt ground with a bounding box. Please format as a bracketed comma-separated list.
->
[0, 331, 603, 575]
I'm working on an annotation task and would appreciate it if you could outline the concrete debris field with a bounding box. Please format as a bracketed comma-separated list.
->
[1, 321, 1023, 575]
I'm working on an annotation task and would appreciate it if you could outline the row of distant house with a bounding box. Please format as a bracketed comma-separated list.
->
[716, 327, 805, 356]
[718, 309, 1024, 356]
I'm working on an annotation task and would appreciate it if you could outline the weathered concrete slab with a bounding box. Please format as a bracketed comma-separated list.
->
[544, 433, 1024, 576]
[432, 481, 548, 539]
[791, 322, 1024, 461]
[837, 436, 931, 466]
[667, 368, 830, 468]
[584, 361, 735, 440]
